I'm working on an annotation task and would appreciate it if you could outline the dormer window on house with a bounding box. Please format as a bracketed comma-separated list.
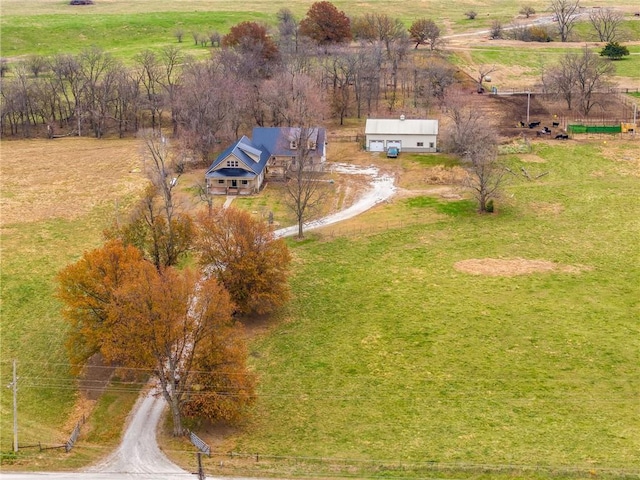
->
[290, 140, 298, 150]
[308, 141, 317, 150]
[227, 160, 239, 167]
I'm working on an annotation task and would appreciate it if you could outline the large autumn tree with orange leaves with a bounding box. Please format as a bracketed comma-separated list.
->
[299, 1, 352, 46]
[195, 206, 291, 316]
[58, 239, 255, 435]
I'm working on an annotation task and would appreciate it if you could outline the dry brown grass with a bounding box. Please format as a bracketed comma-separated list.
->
[520, 153, 547, 163]
[0, 137, 147, 226]
[599, 142, 640, 177]
[454, 258, 591, 276]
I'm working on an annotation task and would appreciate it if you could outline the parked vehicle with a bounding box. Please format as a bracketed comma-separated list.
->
[386, 146, 399, 158]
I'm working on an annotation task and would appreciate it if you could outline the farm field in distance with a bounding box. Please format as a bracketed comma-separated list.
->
[1, 0, 640, 477]
[2, 0, 640, 59]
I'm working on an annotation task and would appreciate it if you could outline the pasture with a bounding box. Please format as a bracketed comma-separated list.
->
[199, 138, 640, 478]
[1, 133, 639, 478]
[2, 0, 640, 59]
[1, 0, 640, 476]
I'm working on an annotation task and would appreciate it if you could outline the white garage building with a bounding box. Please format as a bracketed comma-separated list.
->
[365, 117, 439, 153]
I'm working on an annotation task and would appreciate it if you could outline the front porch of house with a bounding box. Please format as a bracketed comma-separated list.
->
[206, 176, 262, 195]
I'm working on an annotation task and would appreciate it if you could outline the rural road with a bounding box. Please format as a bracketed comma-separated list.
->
[0, 164, 397, 480]
[442, 13, 582, 40]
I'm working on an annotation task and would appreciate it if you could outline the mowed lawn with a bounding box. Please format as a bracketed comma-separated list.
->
[223, 140, 640, 476]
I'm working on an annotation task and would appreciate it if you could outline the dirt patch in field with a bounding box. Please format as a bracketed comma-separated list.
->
[423, 165, 468, 184]
[78, 353, 115, 400]
[520, 154, 547, 163]
[454, 258, 590, 276]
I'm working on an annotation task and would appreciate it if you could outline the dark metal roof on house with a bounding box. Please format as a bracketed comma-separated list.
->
[205, 128, 327, 183]
[253, 127, 326, 158]
[205, 135, 269, 179]
[206, 168, 256, 179]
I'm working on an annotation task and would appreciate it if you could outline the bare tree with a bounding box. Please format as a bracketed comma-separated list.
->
[424, 62, 456, 104]
[490, 20, 504, 39]
[157, 45, 184, 136]
[476, 65, 498, 93]
[26, 55, 48, 78]
[520, 5, 536, 18]
[285, 127, 330, 238]
[323, 47, 359, 125]
[174, 29, 184, 43]
[134, 50, 164, 131]
[351, 13, 406, 57]
[573, 46, 615, 116]
[270, 71, 329, 238]
[589, 8, 624, 42]
[463, 139, 505, 213]
[119, 130, 193, 269]
[550, 0, 580, 42]
[443, 96, 505, 213]
[208, 31, 222, 47]
[277, 8, 300, 54]
[175, 60, 234, 163]
[544, 46, 614, 115]
[543, 55, 577, 110]
[353, 43, 383, 117]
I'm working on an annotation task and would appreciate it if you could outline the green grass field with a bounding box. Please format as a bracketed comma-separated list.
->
[215, 140, 640, 477]
[1, 139, 639, 477]
[2, 0, 640, 59]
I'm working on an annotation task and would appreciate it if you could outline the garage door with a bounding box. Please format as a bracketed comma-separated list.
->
[387, 140, 402, 151]
[369, 140, 384, 152]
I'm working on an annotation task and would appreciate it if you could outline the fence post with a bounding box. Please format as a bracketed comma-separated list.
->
[197, 452, 205, 480]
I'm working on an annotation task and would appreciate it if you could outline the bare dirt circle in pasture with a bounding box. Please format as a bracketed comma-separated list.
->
[454, 258, 589, 276]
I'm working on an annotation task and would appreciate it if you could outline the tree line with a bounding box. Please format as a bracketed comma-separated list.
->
[2, 0, 628, 154]
[0, 2, 460, 154]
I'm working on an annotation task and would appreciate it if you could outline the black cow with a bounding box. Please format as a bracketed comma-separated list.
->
[528, 121, 541, 128]
[555, 133, 569, 140]
[552, 122, 560, 127]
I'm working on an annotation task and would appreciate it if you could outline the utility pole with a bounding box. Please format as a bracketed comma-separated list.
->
[7, 359, 18, 452]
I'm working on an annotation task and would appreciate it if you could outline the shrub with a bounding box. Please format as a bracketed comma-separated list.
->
[529, 26, 552, 42]
[465, 10, 478, 20]
[600, 42, 630, 60]
[486, 199, 494, 213]
[490, 20, 503, 39]
[520, 5, 536, 18]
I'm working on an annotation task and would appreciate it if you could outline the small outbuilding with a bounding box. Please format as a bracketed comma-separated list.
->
[365, 117, 438, 153]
